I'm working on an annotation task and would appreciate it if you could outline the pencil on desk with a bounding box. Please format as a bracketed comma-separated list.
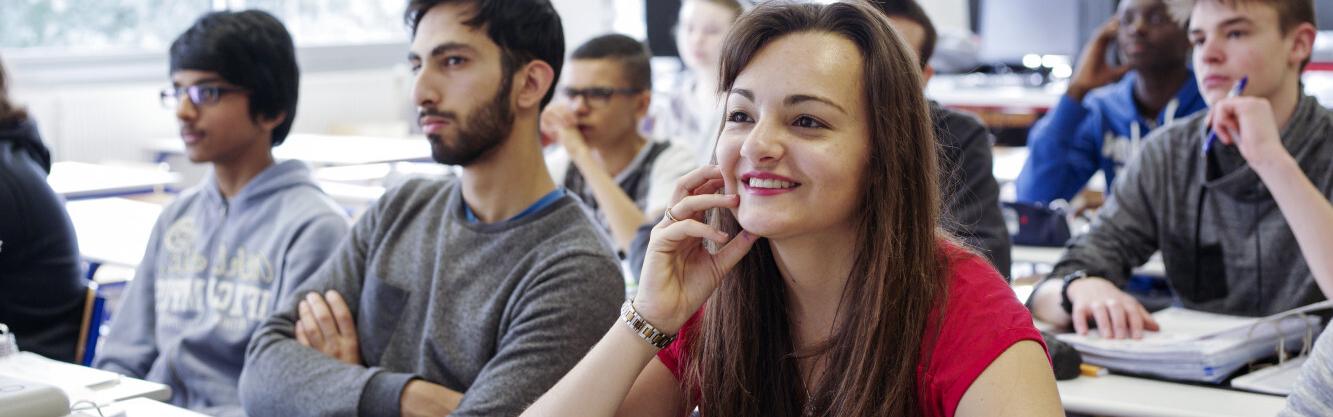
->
[1080, 363, 1108, 377]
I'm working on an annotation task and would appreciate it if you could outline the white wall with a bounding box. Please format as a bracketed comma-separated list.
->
[552, 0, 616, 53]
[5, 2, 618, 165]
[9, 65, 414, 164]
[920, 0, 970, 32]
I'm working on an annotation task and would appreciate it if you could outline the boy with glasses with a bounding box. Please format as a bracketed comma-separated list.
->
[94, 10, 349, 416]
[542, 34, 696, 252]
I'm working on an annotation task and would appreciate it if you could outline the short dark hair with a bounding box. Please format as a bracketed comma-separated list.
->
[170, 10, 299, 146]
[571, 34, 653, 90]
[871, 0, 937, 70]
[405, 0, 565, 109]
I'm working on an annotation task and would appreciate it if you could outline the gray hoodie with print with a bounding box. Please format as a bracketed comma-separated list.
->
[95, 159, 349, 416]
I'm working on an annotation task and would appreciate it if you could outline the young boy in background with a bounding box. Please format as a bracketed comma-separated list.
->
[95, 11, 349, 416]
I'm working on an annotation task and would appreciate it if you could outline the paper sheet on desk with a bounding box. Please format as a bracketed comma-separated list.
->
[1060, 301, 1332, 349]
[1058, 309, 1275, 355]
[1056, 302, 1328, 383]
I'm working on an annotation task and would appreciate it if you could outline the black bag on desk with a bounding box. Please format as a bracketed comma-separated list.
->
[1043, 331, 1084, 381]
[1004, 201, 1072, 247]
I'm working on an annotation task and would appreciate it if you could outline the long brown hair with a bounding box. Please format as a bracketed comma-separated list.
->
[0, 56, 27, 126]
[685, 1, 949, 416]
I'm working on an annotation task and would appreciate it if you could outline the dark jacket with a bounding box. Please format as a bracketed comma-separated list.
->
[0, 118, 86, 362]
[931, 101, 1012, 278]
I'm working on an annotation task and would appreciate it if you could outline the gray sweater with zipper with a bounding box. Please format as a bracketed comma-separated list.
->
[1043, 94, 1332, 316]
[239, 176, 624, 417]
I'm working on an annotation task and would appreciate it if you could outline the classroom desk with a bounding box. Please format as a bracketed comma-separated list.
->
[65, 198, 163, 269]
[313, 161, 454, 185]
[48, 162, 180, 200]
[148, 133, 433, 166]
[1057, 373, 1287, 417]
[0, 352, 172, 404]
[992, 146, 1107, 192]
[992, 146, 1027, 184]
[926, 74, 1062, 112]
[70, 397, 209, 417]
[93, 374, 172, 403]
[317, 181, 386, 207]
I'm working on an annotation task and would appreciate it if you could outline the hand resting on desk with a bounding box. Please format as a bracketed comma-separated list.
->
[1033, 276, 1160, 339]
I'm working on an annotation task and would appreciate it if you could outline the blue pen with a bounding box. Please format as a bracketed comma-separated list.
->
[1202, 76, 1248, 155]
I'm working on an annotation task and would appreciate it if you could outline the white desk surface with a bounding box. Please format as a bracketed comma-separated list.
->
[48, 162, 179, 199]
[992, 146, 1106, 192]
[317, 180, 386, 206]
[65, 198, 163, 269]
[0, 352, 171, 406]
[926, 75, 1062, 111]
[1058, 373, 1287, 417]
[314, 161, 454, 184]
[70, 397, 208, 417]
[149, 133, 433, 166]
[97, 375, 172, 403]
[1011, 245, 1167, 277]
[992, 146, 1027, 184]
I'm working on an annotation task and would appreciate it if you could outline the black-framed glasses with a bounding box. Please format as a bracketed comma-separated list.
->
[561, 86, 643, 108]
[160, 85, 249, 109]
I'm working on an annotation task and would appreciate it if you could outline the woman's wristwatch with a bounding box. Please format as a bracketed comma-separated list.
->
[621, 300, 677, 349]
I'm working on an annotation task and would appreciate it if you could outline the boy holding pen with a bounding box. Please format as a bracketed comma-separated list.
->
[1028, 0, 1331, 339]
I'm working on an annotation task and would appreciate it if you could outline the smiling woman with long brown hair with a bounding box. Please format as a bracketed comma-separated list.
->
[522, 1, 1063, 416]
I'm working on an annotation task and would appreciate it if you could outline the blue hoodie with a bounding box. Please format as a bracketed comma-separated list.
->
[1016, 70, 1207, 204]
[95, 159, 349, 416]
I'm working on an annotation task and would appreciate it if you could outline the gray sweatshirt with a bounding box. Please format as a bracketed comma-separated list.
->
[1044, 94, 1333, 316]
[1281, 322, 1333, 417]
[239, 176, 624, 417]
[95, 160, 349, 416]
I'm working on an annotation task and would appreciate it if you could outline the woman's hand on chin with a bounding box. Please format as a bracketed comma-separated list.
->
[635, 165, 758, 334]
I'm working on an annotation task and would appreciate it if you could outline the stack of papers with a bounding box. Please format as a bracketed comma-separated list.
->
[1056, 302, 1328, 383]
